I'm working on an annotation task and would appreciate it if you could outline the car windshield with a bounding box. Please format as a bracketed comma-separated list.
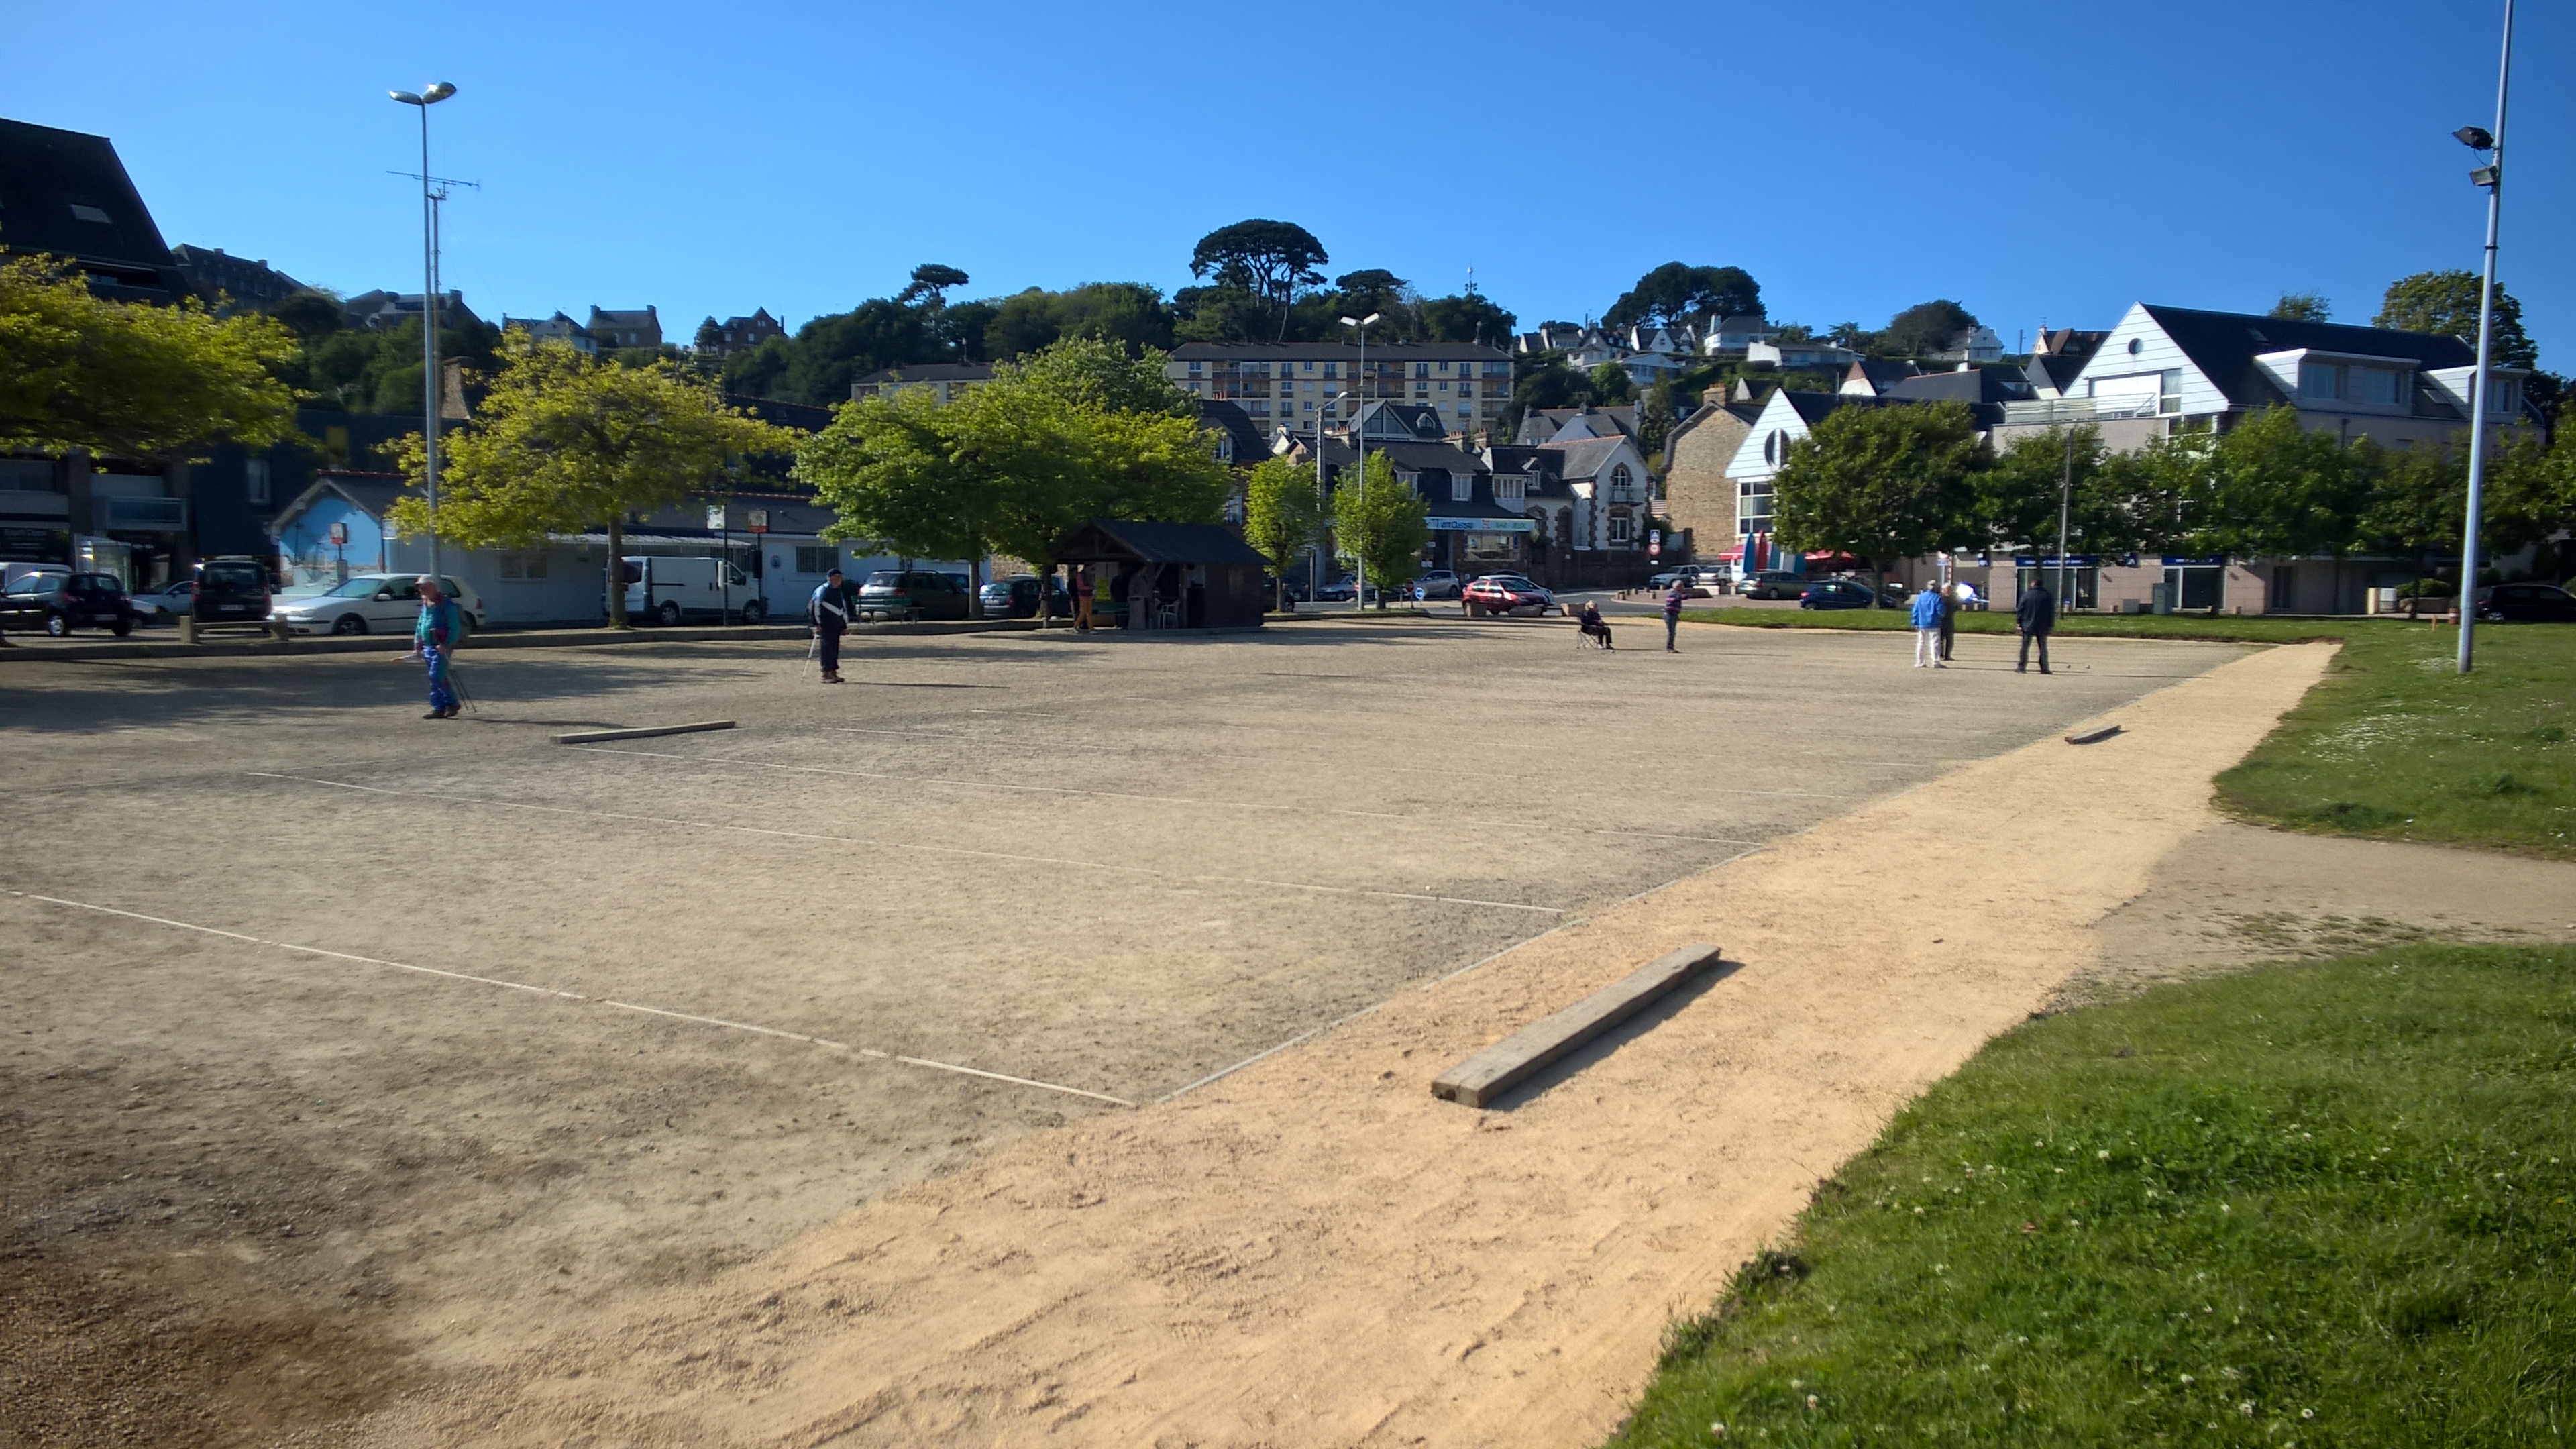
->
[325, 578, 386, 597]
[863, 572, 905, 588]
[203, 564, 263, 590]
[7, 577, 49, 594]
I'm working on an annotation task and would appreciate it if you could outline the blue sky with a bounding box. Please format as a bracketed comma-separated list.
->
[11, 1, 2567, 362]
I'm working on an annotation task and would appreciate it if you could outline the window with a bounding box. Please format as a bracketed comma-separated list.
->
[1438, 382, 1449, 393]
[498, 550, 549, 580]
[2298, 362, 2339, 400]
[2159, 369, 2183, 414]
[1609, 514, 1633, 545]
[1611, 463, 1634, 500]
[1415, 362, 1430, 378]
[1451, 476, 1472, 502]
[1303, 360, 1316, 373]
[2354, 367, 2400, 405]
[1324, 361, 1339, 378]
[1497, 478, 1525, 504]
[244, 458, 270, 506]
[1415, 383, 1430, 396]
[1763, 429, 1788, 466]
[1187, 360, 1203, 375]
[795, 545, 838, 574]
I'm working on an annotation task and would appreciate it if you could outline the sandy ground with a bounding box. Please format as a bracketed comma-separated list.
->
[319, 640, 2365, 1448]
[1, 621, 2231, 1447]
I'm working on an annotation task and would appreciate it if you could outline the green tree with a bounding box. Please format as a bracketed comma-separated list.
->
[386, 335, 794, 627]
[1189, 219, 1328, 339]
[1772, 400, 1988, 602]
[2180, 405, 2373, 559]
[2375, 270, 2537, 368]
[1603, 262, 1761, 329]
[777, 299, 941, 405]
[1172, 285, 1275, 344]
[1879, 300, 1978, 359]
[896, 263, 970, 308]
[1638, 383, 1678, 461]
[0, 253, 301, 455]
[1242, 454, 1324, 610]
[1417, 290, 1517, 346]
[1332, 451, 1428, 608]
[2269, 292, 2332, 322]
[1587, 360, 1635, 405]
[1980, 425, 2184, 559]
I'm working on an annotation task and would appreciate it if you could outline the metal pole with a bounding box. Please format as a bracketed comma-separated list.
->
[2458, 0, 2515, 674]
[1313, 390, 1329, 604]
[2058, 425, 2074, 610]
[1354, 323, 1368, 611]
[417, 103, 442, 583]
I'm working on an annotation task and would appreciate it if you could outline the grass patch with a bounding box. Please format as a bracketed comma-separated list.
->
[1611, 944, 2576, 1449]
[2214, 625, 2576, 859]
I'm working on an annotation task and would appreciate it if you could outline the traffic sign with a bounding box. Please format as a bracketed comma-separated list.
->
[746, 509, 769, 534]
[707, 505, 726, 531]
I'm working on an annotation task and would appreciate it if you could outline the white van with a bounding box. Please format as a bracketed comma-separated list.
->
[617, 555, 765, 625]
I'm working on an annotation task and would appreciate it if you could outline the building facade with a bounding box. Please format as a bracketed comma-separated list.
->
[1167, 341, 1511, 441]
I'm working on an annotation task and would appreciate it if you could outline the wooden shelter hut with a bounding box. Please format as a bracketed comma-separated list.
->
[1053, 519, 1268, 631]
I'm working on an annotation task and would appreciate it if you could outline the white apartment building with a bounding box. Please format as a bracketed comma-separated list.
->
[1167, 341, 1513, 439]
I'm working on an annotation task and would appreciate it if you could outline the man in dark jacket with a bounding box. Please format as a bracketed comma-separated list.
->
[2015, 580, 2056, 675]
[808, 568, 848, 683]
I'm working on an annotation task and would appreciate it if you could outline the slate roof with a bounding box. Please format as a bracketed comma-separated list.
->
[2023, 353, 2088, 396]
[0, 118, 186, 303]
[1887, 367, 2034, 409]
[1536, 435, 1638, 479]
[2136, 304, 2480, 411]
[1371, 441, 1489, 476]
[1056, 519, 1269, 566]
[1195, 399, 1269, 460]
[1843, 359, 1924, 394]
[1517, 405, 1639, 444]
[1780, 390, 1894, 427]
[1482, 444, 1553, 476]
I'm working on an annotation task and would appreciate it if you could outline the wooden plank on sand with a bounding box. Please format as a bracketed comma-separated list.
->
[555, 720, 737, 745]
[1430, 942, 1724, 1108]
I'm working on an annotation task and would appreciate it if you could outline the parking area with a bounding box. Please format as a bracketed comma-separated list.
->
[0, 618, 2251, 1426]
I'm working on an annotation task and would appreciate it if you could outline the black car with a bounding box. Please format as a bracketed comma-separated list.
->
[191, 556, 273, 627]
[0, 572, 136, 636]
[2476, 582, 2576, 623]
[977, 574, 1070, 618]
[1798, 579, 1894, 611]
[856, 570, 971, 622]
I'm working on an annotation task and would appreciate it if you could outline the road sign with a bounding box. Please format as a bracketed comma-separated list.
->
[327, 521, 347, 545]
[707, 505, 725, 531]
[747, 509, 769, 534]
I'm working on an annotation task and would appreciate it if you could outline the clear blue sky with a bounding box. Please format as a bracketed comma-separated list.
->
[12, 0, 2567, 362]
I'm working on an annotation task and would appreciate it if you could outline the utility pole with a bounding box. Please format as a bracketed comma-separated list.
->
[2456, 0, 2516, 674]
[2058, 423, 2074, 610]
[388, 83, 458, 580]
[1340, 312, 1380, 610]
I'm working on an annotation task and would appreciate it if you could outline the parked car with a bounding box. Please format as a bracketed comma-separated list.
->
[272, 574, 486, 637]
[1690, 564, 1738, 592]
[1411, 569, 1464, 600]
[616, 555, 765, 626]
[2, 562, 70, 590]
[1799, 579, 1898, 611]
[1648, 569, 1690, 590]
[857, 569, 971, 621]
[1737, 570, 1807, 600]
[1311, 574, 1383, 604]
[979, 574, 1070, 618]
[0, 571, 136, 636]
[131, 579, 195, 623]
[191, 556, 274, 629]
[1462, 574, 1554, 616]
[2475, 582, 2576, 623]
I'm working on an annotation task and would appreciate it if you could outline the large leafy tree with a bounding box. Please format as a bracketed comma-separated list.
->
[1418, 290, 1517, 346]
[798, 338, 1228, 621]
[776, 299, 941, 405]
[1879, 300, 1978, 359]
[1332, 451, 1428, 608]
[1189, 219, 1328, 339]
[0, 254, 301, 455]
[386, 335, 794, 626]
[1242, 454, 1324, 610]
[1603, 263, 1761, 329]
[1772, 400, 1988, 601]
[2176, 405, 2374, 559]
[2375, 270, 2536, 368]
[896, 263, 970, 308]
[1980, 425, 2184, 559]
[2269, 292, 2332, 322]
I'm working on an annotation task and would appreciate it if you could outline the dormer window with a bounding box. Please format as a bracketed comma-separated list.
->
[1451, 476, 1472, 502]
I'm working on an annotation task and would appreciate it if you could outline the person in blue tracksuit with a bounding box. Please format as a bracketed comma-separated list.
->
[409, 576, 462, 717]
[1909, 582, 1946, 669]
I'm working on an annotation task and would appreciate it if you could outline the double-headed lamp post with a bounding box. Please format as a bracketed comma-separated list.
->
[388, 81, 458, 581]
[1338, 311, 1381, 610]
[2453, 0, 2516, 675]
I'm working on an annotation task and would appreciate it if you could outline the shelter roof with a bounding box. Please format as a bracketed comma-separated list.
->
[1053, 519, 1270, 566]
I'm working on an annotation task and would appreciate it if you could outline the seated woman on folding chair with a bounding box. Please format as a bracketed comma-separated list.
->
[1578, 600, 1615, 650]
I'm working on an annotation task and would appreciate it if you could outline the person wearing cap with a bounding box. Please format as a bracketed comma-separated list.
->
[1909, 581, 1945, 668]
[808, 568, 848, 684]
[405, 575, 463, 718]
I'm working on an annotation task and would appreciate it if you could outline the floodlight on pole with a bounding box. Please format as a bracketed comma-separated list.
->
[1339, 313, 1382, 610]
[2454, 0, 2514, 675]
[390, 82, 458, 582]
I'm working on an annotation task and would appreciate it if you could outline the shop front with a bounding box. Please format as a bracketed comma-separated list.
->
[1426, 511, 1536, 574]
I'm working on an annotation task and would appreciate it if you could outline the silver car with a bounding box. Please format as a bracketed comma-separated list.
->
[273, 574, 486, 637]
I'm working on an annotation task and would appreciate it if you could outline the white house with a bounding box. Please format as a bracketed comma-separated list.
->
[1748, 337, 1862, 370]
[1537, 434, 1654, 549]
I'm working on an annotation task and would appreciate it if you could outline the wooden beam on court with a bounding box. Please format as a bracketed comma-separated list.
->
[1430, 942, 1724, 1108]
[555, 721, 737, 745]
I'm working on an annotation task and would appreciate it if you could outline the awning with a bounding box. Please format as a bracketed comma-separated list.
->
[555, 531, 762, 547]
[1426, 516, 1536, 533]
[1715, 545, 1745, 561]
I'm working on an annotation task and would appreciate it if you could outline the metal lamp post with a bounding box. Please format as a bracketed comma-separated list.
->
[1312, 387, 1344, 604]
[2454, 0, 2516, 674]
[389, 82, 458, 582]
[1339, 311, 1381, 610]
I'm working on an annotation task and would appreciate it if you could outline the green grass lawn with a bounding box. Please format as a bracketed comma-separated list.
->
[1611, 943, 2576, 1449]
[2214, 626, 2576, 859]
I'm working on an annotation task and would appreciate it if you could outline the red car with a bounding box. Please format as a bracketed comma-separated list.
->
[1462, 574, 1554, 616]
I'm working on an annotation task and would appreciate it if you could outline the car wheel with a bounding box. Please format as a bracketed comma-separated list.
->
[112, 617, 132, 637]
[656, 600, 682, 627]
[44, 614, 68, 637]
[332, 613, 368, 635]
[741, 600, 765, 625]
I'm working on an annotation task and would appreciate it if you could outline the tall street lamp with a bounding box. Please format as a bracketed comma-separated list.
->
[2453, 0, 2516, 675]
[1338, 311, 1380, 610]
[389, 81, 458, 581]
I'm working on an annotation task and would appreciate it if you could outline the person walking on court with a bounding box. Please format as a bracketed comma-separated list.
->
[1073, 566, 1095, 632]
[2016, 578, 2057, 674]
[1662, 579, 1687, 651]
[1937, 578, 1961, 661]
[808, 567, 848, 684]
[1909, 582, 1945, 667]
[406, 575, 462, 718]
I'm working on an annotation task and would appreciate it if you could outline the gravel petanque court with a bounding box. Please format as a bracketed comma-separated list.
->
[0, 618, 2247, 1441]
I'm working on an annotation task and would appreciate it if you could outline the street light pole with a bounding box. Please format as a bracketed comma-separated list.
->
[1312, 387, 1340, 606]
[389, 82, 457, 583]
[2057, 423, 2074, 610]
[1340, 311, 1380, 611]
[2455, 0, 2515, 675]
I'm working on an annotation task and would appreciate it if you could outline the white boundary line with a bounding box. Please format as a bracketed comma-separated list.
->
[244, 772, 1564, 916]
[570, 744, 1757, 847]
[3, 888, 1135, 1109]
